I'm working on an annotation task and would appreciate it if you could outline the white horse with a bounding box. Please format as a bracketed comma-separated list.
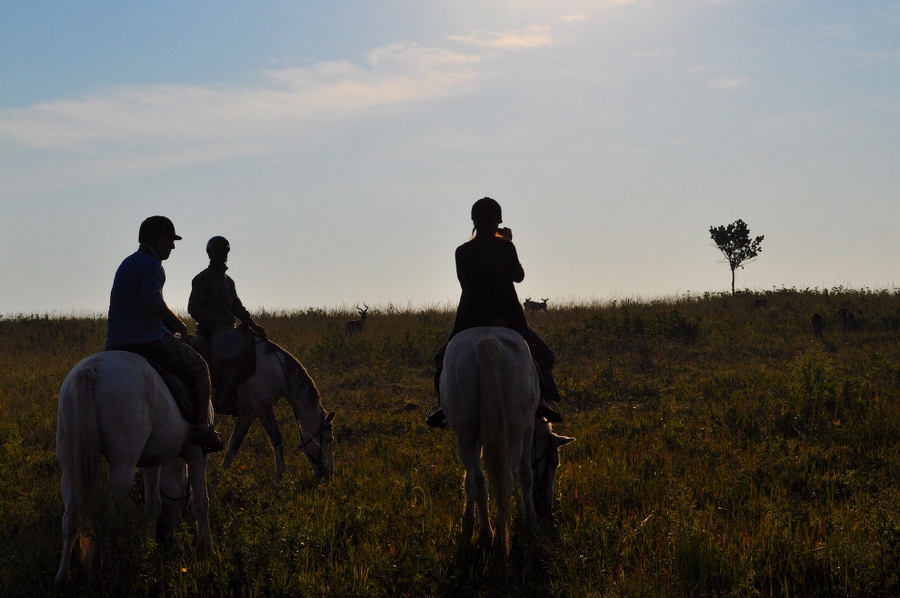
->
[55, 351, 215, 587]
[221, 336, 335, 479]
[441, 326, 543, 555]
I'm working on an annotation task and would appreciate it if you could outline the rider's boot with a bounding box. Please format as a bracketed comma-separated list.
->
[191, 423, 224, 453]
[427, 354, 448, 429]
[213, 372, 240, 415]
[536, 362, 563, 423]
[190, 378, 224, 452]
[537, 400, 563, 423]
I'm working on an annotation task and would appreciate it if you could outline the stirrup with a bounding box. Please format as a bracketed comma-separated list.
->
[425, 405, 448, 429]
[537, 402, 563, 424]
[192, 425, 224, 453]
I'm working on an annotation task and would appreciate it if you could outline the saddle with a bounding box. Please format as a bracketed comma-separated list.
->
[189, 324, 258, 415]
[150, 364, 195, 422]
[114, 347, 195, 422]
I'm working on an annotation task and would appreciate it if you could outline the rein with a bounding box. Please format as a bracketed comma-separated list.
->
[159, 478, 194, 502]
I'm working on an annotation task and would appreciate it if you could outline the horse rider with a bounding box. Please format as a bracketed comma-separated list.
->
[188, 235, 266, 413]
[105, 216, 224, 452]
[426, 197, 563, 428]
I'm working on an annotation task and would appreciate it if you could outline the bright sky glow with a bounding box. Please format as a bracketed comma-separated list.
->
[2, 1, 898, 315]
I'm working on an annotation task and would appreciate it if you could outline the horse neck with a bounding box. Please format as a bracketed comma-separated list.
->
[268, 342, 323, 425]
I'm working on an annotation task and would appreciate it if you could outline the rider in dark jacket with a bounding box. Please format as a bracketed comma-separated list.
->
[189, 236, 266, 413]
[426, 197, 562, 428]
[106, 216, 224, 452]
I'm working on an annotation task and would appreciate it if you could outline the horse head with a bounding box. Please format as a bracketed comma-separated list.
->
[531, 418, 575, 519]
[299, 410, 336, 479]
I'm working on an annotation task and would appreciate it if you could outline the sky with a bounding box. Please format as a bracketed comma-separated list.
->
[2, 1, 899, 316]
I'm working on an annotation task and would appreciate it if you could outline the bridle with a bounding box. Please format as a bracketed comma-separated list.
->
[299, 412, 334, 476]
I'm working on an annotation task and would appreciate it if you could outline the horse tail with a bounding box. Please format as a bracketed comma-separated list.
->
[475, 336, 511, 553]
[71, 366, 102, 561]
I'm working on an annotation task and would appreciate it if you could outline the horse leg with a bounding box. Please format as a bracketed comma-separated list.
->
[461, 471, 476, 541]
[459, 451, 491, 548]
[273, 443, 286, 478]
[185, 449, 216, 560]
[252, 404, 286, 477]
[493, 477, 509, 555]
[55, 470, 77, 587]
[515, 432, 538, 532]
[141, 466, 162, 540]
[94, 463, 138, 583]
[223, 412, 256, 470]
[473, 468, 492, 549]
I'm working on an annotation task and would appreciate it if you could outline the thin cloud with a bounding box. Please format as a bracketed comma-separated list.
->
[709, 76, 749, 90]
[449, 25, 554, 50]
[818, 23, 853, 40]
[0, 44, 479, 151]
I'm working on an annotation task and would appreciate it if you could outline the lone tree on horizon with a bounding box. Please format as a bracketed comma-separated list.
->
[709, 219, 765, 295]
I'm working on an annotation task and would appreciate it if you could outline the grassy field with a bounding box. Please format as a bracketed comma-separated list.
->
[3, 289, 900, 597]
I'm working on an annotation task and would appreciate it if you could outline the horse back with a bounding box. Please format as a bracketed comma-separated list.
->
[81, 352, 190, 464]
[442, 326, 540, 427]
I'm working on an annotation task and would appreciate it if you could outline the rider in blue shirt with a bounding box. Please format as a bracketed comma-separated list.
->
[105, 216, 224, 452]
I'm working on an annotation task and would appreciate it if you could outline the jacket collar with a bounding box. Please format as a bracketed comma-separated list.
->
[138, 243, 161, 261]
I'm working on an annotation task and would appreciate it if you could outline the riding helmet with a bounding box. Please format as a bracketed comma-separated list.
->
[471, 197, 502, 226]
[138, 216, 182, 243]
[206, 236, 230, 254]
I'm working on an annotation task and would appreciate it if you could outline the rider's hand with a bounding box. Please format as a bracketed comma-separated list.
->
[246, 318, 267, 339]
[172, 320, 188, 338]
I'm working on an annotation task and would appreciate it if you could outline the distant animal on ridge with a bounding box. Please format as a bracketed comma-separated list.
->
[524, 298, 549, 313]
[751, 298, 768, 311]
[837, 307, 858, 331]
[345, 303, 369, 334]
[811, 313, 824, 337]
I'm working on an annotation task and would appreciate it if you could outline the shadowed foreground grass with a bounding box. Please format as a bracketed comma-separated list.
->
[2, 288, 900, 596]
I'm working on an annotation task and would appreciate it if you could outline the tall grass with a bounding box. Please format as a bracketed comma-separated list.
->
[3, 289, 900, 596]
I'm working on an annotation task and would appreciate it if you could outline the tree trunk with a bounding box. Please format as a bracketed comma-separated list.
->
[731, 267, 736, 295]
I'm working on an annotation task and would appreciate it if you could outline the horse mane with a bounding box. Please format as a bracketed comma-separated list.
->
[263, 339, 321, 402]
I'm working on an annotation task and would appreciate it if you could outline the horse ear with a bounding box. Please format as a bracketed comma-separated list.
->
[551, 433, 575, 448]
[325, 411, 335, 424]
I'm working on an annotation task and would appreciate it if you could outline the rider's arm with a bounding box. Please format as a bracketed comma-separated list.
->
[229, 278, 253, 323]
[229, 278, 266, 336]
[187, 272, 211, 326]
[504, 242, 525, 284]
[159, 306, 188, 338]
[141, 262, 187, 337]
